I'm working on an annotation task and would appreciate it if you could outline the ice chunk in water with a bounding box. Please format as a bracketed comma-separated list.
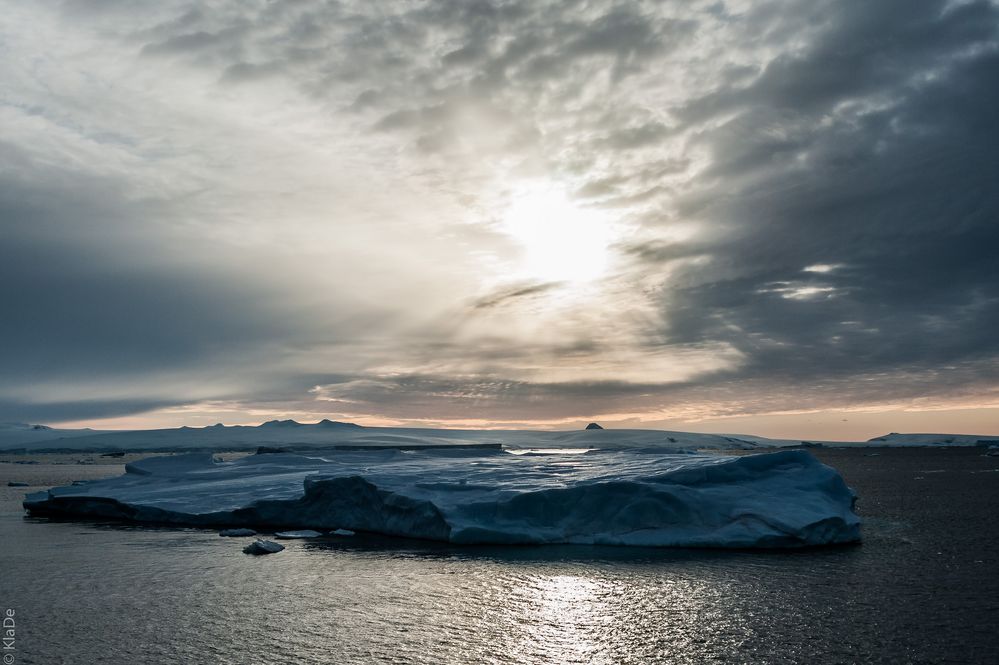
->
[242, 539, 284, 555]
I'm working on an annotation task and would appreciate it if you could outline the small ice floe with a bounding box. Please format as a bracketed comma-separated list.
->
[242, 539, 284, 555]
[274, 529, 323, 539]
[7, 481, 29, 487]
[219, 528, 257, 537]
[331, 528, 355, 536]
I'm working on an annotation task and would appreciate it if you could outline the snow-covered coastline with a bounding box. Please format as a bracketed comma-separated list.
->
[24, 447, 861, 549]
[3, 420, 997, 453]
[1, 420, 767, 452]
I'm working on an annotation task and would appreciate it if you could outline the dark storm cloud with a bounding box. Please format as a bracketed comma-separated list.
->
[0, 152, 293, 388]
[0, 397, 188, 424]
[680, 0, 997, 123]
[644, 1, 999, 395]
[619, 240, 707, 265]
[0, 236, 287, 380]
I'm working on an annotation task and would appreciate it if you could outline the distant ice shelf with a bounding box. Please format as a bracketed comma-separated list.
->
[6, 418, 994, 453]
[23, 448, 861, 549]
[0, 421, 772, 452]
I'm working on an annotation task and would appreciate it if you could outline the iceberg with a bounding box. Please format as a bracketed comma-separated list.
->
[866, 433, 999, 447]
[242, 539, 284, 555]
[274, 529, 323, 539]
[23, 448, 861, 548]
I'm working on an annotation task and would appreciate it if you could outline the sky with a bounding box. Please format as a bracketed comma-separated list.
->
[1, 0, 997, 439]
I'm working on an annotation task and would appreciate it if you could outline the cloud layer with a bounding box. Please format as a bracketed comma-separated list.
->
[2, 0, 997, 432]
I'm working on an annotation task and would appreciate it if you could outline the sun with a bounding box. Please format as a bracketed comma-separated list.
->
[501, 184, 614, 284]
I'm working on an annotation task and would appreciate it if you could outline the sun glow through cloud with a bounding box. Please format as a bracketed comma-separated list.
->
[1, 1, 997, 439]
[501, 184, 615, 284]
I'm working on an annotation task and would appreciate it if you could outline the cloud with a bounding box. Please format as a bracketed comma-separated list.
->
[0, 0, 996, 427]
[471, 282, 563, 309]
[653, 7, 999, 386]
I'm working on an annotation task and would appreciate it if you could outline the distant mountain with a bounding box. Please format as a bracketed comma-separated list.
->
[259, 419, 305, 428]
[316, 419, 363, 429]
[258, 419, 361, 429]
[0, 422, 109, 448]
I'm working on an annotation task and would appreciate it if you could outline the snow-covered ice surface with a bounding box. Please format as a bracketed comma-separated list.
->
[24, 448, 861, 548]
[275, 530, 323, 539]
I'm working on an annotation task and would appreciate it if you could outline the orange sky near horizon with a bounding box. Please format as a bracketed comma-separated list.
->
[51, 405, 999, 443]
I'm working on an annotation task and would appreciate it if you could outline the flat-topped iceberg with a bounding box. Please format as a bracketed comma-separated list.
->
[23, 448, 860, 548]
[274, 529, 323, 539]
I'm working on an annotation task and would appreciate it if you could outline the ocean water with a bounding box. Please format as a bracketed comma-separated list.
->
[1, 448, 997, 664]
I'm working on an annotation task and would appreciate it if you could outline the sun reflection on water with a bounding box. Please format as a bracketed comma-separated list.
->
[513, 574, 615, 664]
